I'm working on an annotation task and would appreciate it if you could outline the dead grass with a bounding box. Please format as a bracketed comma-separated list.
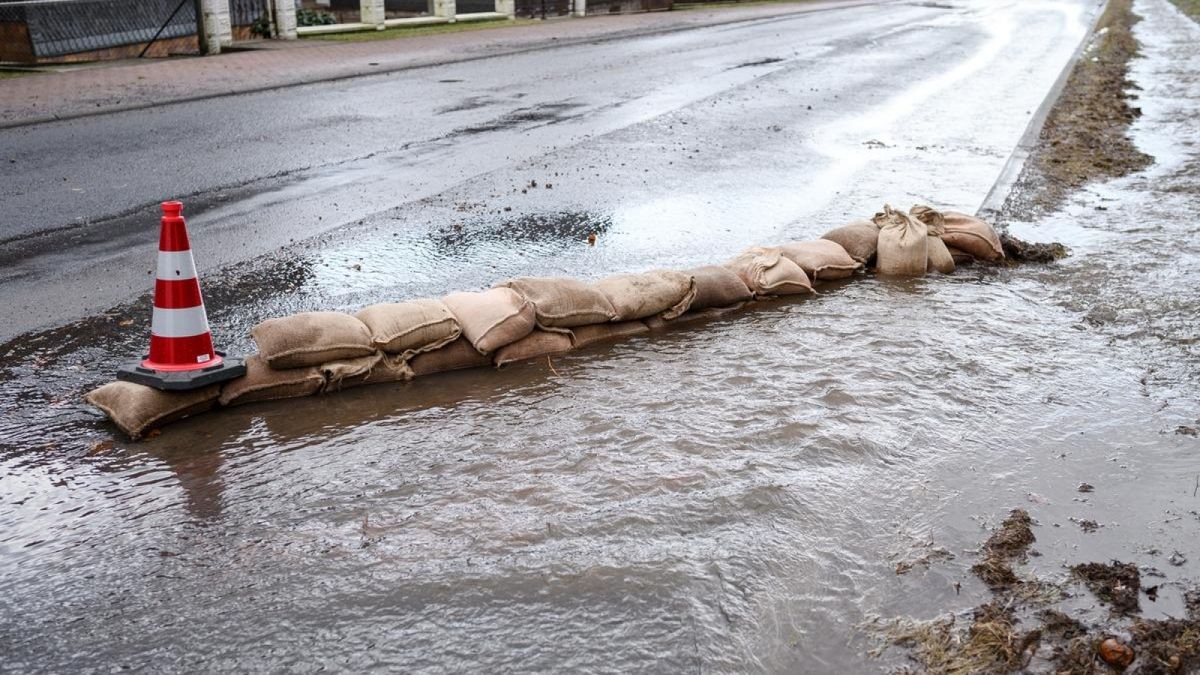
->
[1071, 561, 1140, 616]
[1130, 618, 1200, 674]
[872, 601, 1037, 674]
[999, 0, 1153, 221]
[970, 509, 1035, 590]
[1169, 0, 1200, 22]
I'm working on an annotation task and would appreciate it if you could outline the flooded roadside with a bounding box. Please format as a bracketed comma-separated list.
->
[870, 0, 1200, 671]
[2, 0, 1199, 672]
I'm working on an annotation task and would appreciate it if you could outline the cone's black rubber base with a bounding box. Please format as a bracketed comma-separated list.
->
[116, 353, 246, 391]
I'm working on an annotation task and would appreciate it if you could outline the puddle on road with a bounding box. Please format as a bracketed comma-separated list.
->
[1, 0, 1198, 671]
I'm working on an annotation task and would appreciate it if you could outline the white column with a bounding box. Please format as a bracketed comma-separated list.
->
[198, 0, 225, 54]
[216, 0, 233, 46]
[274, 0, 298, 38]
[572, 0, 585, 17]
[434, 0, 456, 20]
[361, 0, 386, 27]
[495, 0, 514, 18]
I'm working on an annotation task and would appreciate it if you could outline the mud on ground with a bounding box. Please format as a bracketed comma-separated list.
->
[867, 512, 1200, 674]
[997, 0, 1153, 222]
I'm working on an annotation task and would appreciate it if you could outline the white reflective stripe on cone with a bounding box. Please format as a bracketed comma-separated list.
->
[156, 250, 199, 281]
[150, 306, 211, 338]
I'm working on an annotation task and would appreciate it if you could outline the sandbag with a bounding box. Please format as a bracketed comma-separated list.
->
[724, 248, 814, 296]
[777, 240, 863, 280]
[683, 265, 753, 310]
[947, 246, 976, 265]
[593, 270, 697, 321]
[495, 277, 616, 328]
[85, 381, 220, 439]
[409, 337, 493, 376]
[941, 210, 1005, 262]
[571, 320, 650, 349]
[644, 303, 745, 330]
[321, 352, 413, 392]
[442, 287, 537, 354]
[493, 330, 574, 368]
[821, 220, 880, 264]
[218, 354, 325, 407]
[910, 205, 955, 274]
[354, 299, 460, 357]
[251, 311, 374, 369]
[873, 205, 928, 276]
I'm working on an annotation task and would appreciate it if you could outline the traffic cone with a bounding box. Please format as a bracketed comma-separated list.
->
[117, 201, 245, 391]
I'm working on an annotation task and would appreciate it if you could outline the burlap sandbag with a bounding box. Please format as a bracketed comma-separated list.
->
[947, 246, 975, 265]
[683, 265, 753, 310]
[821, 220, 880, 264]
[909, 205, 955, 274]
[442, 287, 537, 355]
[778, 240, 863, 280]
[85, 381, 220, 439]
[644, 303, 745, 330]
[941, 210, 1004, 262]
[409, 337, 493, 376]
[495, 277, 616, 328]
[251, 311, 374, 369]
[571, 321, 650, 349]
[724, 248, 814, 296]
[493, 330, 575, 368]
[873, 205, 928, 276]
[593, 270, 697, 321]
[321, 352, 413, 392]
[354, 299, 460, 357]
[218, 354, 325, 407]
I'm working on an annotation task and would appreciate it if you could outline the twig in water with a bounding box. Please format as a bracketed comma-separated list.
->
[547, 356, 560, 376]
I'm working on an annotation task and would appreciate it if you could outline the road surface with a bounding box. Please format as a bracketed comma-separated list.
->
[0, 0, 1093, 339]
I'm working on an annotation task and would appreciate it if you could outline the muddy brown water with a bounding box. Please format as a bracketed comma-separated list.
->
[2, 0, 1199, 671]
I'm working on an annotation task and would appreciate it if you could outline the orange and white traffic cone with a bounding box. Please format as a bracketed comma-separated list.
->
[117, 201, 245, 390]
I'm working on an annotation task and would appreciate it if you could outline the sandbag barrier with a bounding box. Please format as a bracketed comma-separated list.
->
[86, 205, 1018, 438]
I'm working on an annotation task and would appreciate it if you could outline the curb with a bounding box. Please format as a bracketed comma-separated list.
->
[975, 0, 1110, 221]
[0, 0, 892, 131]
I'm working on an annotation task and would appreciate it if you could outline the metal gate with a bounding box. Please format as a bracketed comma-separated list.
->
[229, 0, 270, 39]
[0, 0, 199, 62]
[513, 0, 571, 19]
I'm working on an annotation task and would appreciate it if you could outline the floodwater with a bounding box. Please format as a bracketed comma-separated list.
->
[2, 0, 1198, 671]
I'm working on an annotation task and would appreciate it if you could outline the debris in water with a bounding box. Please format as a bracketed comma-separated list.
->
[1077, 482, 1095, 492]
[1098, 637, 1135, 668]
[971, 509, 1036, 589]
[894, 547, 954, 575]
[1072, 561, 1140, 616]
[999, 232, 1069, 263]
[87, 440, 115, 456]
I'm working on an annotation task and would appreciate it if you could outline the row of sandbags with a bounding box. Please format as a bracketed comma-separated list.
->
[86, 205, 1004, 438]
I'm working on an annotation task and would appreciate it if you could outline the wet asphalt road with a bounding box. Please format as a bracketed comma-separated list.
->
[0, 0, 1095, 340]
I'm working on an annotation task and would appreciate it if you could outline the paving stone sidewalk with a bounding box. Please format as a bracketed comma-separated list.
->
[0, 1, 865, 128]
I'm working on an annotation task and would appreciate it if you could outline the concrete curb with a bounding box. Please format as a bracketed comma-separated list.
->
[975, 0, 1110, 221]
[0, 0, 892, 131]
